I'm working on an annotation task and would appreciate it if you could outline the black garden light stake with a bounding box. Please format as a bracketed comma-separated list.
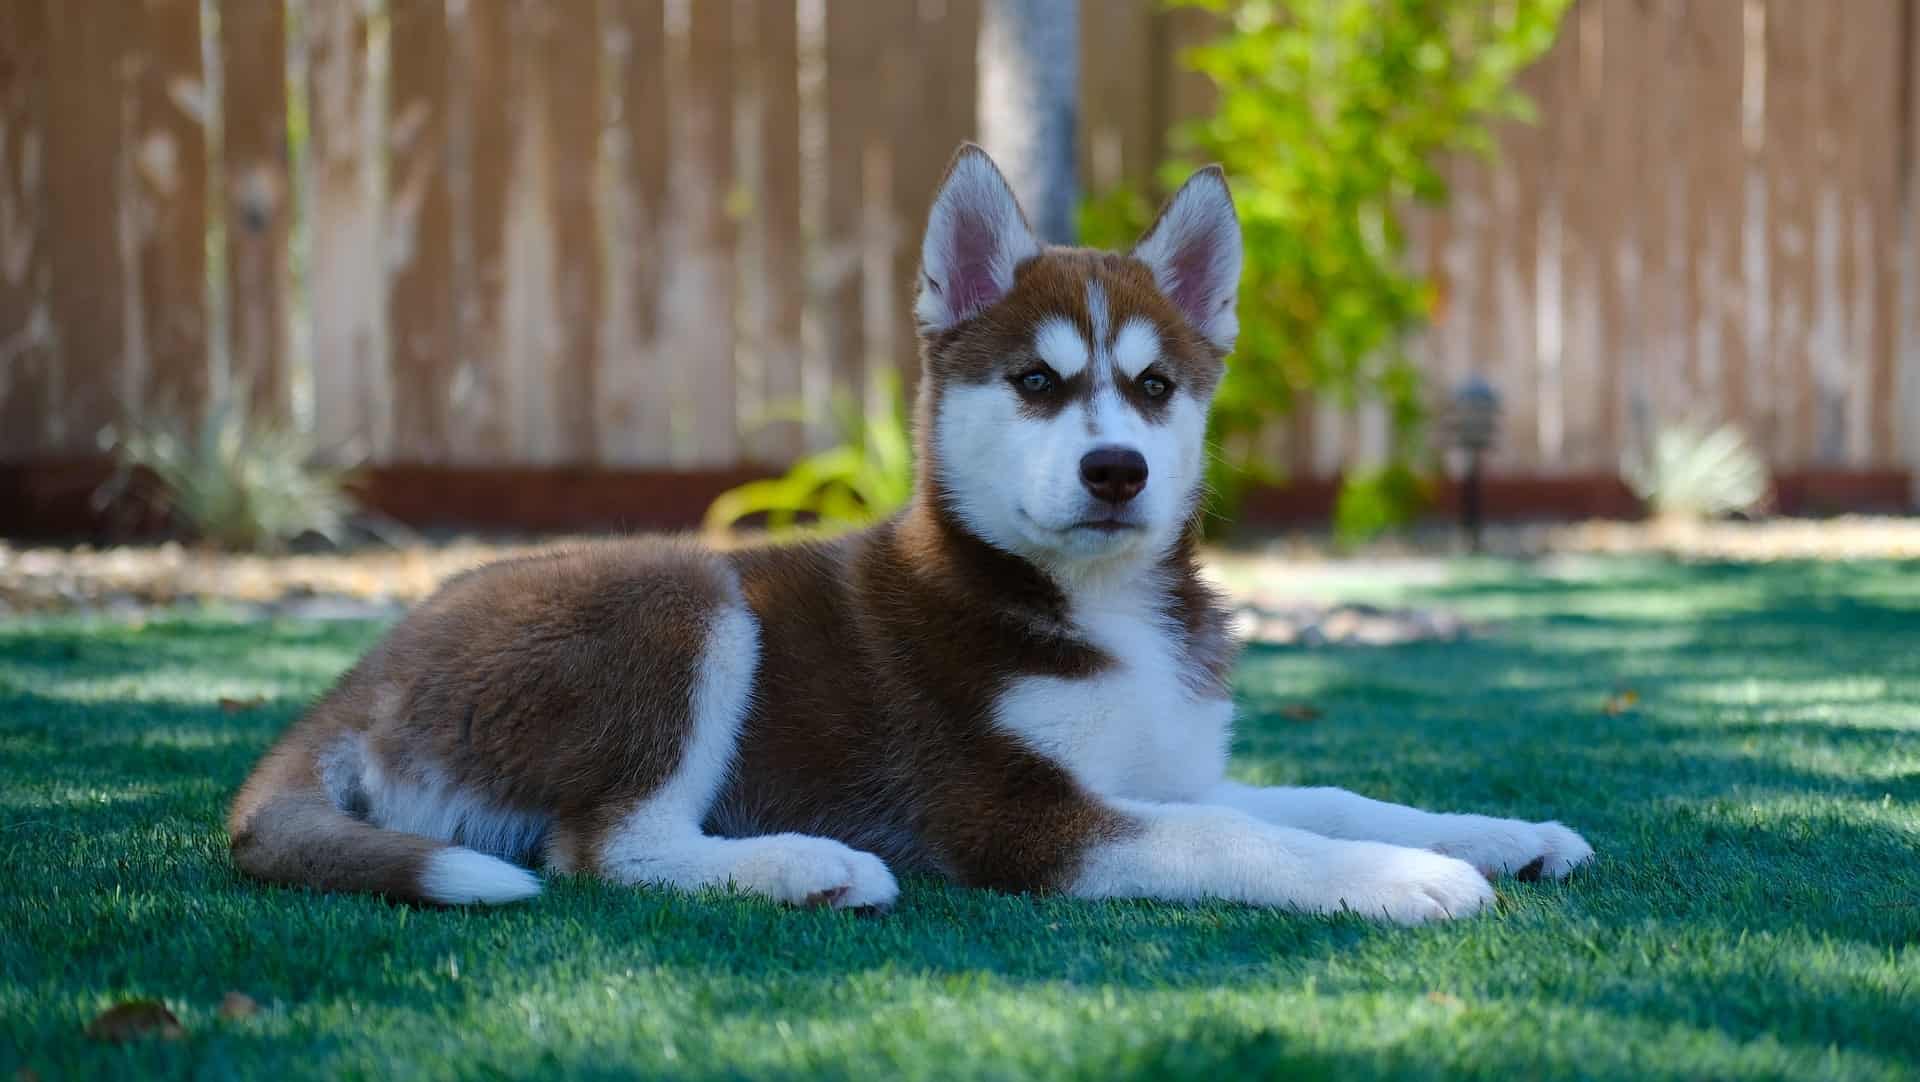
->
[1448, 376, 1501, 553]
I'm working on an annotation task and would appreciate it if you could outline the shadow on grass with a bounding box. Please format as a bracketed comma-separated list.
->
[4, 562, 1918, 1078]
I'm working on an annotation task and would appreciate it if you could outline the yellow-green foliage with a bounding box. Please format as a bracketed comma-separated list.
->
[704, 372, 915, 538]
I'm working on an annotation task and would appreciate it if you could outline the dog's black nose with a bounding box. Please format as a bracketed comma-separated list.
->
[1080, 446, 1148, 504]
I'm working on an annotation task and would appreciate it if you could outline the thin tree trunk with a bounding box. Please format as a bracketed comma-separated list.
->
[977, 0, 1079, 245]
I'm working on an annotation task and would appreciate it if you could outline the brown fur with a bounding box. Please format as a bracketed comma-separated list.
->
[228, 155, 1239, 906]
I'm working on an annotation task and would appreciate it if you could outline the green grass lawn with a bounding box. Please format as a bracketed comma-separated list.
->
[3, 556, 1916, 1080]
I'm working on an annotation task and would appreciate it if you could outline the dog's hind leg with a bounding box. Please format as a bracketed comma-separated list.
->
[575, 601, 897, 910]
[1204, 782, 1592, 881]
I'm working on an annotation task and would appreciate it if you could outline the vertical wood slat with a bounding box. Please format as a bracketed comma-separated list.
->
[822, 2, 885, 418]
[1764, 0, 1813, 466]
[1903, 0, 1920, 492]
[219, 0, 289, 421]
[136, 0, 209, 425]
[0, 0, 52, 459]
[1807, 3, 1847, 464]
[1079, 0, 1155, 197]
[597, 0, 670, 465]
[43, 4, 129, 453]
[1846, 2, 1902, 466]
[1680, 0, 1747, 442]
[544, 0, 602, 464]
[1484, 53, 1554, 469]
[1598, 0, 1648, 471]
[307, 0, 385, 460]
[1640, 1, 1689, 435]
[746, 0, 805, 464]
[387, 0, 454, 462]
[674, 0, 735, 465]
[881, 2, 918, 404]
[447, 0, 510, 463]
[1552, 0, 1604, 470]
[497, 0, 599, 465]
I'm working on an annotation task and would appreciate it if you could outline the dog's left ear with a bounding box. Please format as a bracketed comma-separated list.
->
[1132, 166, 1242, 353]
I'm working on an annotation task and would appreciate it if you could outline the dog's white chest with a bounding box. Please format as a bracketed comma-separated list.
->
[992, 591, 1232, 802]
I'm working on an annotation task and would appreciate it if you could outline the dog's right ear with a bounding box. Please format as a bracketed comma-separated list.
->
[915, 144, 1041, 333]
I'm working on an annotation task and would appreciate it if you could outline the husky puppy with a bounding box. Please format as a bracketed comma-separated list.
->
[230, 145, 1590, 922]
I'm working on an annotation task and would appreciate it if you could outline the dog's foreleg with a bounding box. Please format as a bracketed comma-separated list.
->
[1204, 782, 1593, 881]
[1068, 800, 1495, 924]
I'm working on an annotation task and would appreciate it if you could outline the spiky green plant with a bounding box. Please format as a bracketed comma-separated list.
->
[704, 371, 914, 538]
[103, 390, 355, 552]
[1622, 422, 1770, 523]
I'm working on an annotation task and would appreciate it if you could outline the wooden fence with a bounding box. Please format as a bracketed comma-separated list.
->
[2, 0, 1917, 516]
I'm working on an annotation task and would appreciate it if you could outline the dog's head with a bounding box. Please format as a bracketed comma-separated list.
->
[914, 145, 1241, 574]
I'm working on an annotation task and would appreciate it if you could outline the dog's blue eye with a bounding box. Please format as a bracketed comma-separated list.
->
[1018, 370, 1053, 394]
[1139, 375, 1171, 399]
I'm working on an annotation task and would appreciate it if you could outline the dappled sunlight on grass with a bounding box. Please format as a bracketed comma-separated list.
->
[3, 559, 1918, 1079]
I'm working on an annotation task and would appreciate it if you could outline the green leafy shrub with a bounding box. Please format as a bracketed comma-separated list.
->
[1623, 422, 1771, 523]
[1084, 0, 1570, 532]
[1332, 461, 1433, 546]
[704, 371, 914, 538]
[102, 389, 356, 552]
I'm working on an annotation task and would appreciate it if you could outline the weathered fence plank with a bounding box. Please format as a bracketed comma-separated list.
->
[1640, 0, 1689, 432]
[822, 0, 886, 419]
[1680, 0, 1746, 442]
[542, 0, 603, 465]
[595, 0, 669, 465]
[447, 0, 510, 463]
[387, 0, 454, 462]
[1552, 0, 1603, 470]
[43, 3, 131, 454]
[307, 0, 385, 460]
[1079, 0, 1156, 198]
[1846, 2, 1901, 466]
[7, 0, 1920, 497]
[672, 0, 736, 466]
[0, 0, 52, 460]
[136, 0, 209, 427]
[219, 0, 290, 421]
[740, 0, 805, 463]
[1764, 0, 1813, 466]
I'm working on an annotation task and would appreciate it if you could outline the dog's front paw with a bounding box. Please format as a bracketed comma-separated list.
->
[1319, 842, 1496, 924]
[1430, 817, 1594, 881]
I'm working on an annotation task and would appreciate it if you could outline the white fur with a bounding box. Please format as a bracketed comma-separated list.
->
[994, 573, 1231, 803]
[916, 147, 1041, 332]
[596, 601, 899, 909]
[324, 732, 549, 864]
[1132, 169, 1242, 351]
[1111, 318, 1160, 379]
[1070, 800, 1495, 924]
[420, 846, 543, 905]
[928, 148, 1583, 923]
[1208, 782, 1595, 878]
[932, 348, 1208, 572]
[1033, 316, 1088, 377]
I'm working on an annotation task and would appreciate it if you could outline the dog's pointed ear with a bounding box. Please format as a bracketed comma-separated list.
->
[916, 144, 1041, 333]
[1132, 166, 1242, 352]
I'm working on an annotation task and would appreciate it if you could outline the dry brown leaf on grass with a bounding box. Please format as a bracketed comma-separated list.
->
[1603, 689, 1640, 716]
[218, 992, 259, 1020]
[218, 696, 266, 713]
[1279, 703, 1324, 722]
[85, 1000, 184, 1042]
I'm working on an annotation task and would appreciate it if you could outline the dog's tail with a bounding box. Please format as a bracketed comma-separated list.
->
[227, 740, 540, 907]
